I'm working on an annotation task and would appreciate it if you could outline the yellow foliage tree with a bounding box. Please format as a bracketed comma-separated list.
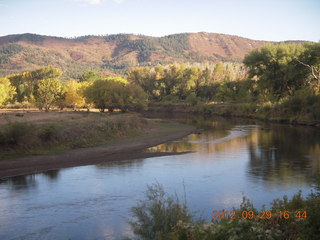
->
[64, 79, 86, 109]
[0, 78, 16, 106]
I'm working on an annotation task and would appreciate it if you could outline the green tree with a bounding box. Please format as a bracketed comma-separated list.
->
[175, 66, 199, 99]
[297, 43, 320, 94]
[79, 71, 101, 82]
[127, 66, 160, 100]
[35, 78, 65, 111]
[0, 78, 16, 106]
[8, 66, 62, 103]
[124, 84, 148, 111]
[84, 78, 147, 112]
[244, 43, 306, 101]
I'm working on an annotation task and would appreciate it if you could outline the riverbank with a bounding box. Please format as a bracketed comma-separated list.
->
[0, 111, 196, 179]
[147, 102, 320, 127]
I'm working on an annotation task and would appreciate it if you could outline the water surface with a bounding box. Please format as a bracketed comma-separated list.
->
[0, 115, 319, 240]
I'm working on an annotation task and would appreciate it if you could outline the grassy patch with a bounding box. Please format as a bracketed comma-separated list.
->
[0, 112, 151, 159]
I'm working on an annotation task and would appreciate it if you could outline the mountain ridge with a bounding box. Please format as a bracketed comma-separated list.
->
[0, 32, 306, 79]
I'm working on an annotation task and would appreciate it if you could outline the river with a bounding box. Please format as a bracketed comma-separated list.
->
[0, 115, 319, 240]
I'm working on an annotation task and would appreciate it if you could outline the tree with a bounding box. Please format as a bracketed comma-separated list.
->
[177, 66, 199, 99]
[297, 43, 320, 94]
[83, 79, 121, 112]
[79, 71, 101, 82]
[127, 66, 159, 100]
[124, 84, 148, 111]
[35, 78, 65, 111]
[8, 66, 62, 103]
[0, 78, 16, 106]
[64, 79, 86, 109]
[244, 43, 305, 101]
[83, 79, 147, 112]
[213, 62, 226, 82]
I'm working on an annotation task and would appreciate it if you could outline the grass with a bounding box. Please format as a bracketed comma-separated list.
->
[0, 112, 147, 159]
[0, 111, 194, 160]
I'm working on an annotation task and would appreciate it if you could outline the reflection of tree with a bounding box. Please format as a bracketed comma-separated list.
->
[42, 170, 60, 180]
[148, 129, 248, 157]
[247, 125, 320, 183]
[7, 175, 37, 191]
[95, 158, 145, 169]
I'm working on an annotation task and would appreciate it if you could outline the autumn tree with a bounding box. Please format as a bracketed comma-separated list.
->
[8, 66, 62, 103]
[35, 78, 65, 111]
[64, 79, 86, 109]
[83, 77, 147, 112]
[0, 78, 16, 106]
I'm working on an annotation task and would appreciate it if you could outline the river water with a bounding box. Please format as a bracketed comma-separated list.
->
[0, 115, 319, 240]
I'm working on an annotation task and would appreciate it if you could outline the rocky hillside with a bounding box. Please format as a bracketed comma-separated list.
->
[0, 32, 268, 79]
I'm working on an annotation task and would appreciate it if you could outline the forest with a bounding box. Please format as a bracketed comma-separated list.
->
[0, 42, 319, 121]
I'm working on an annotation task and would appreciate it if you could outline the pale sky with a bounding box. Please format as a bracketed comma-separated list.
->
[0, 0, 319, 41]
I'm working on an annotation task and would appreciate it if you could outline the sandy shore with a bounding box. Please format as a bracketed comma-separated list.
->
[0, 126, 196, 179]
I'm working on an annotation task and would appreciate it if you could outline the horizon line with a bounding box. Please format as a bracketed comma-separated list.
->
[0, 31, 315, 43]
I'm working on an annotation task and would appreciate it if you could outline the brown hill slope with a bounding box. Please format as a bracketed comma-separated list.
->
[0, 32, 268, 79]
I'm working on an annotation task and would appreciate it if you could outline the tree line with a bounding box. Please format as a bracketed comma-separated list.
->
[0, 66, 147, 112]
[1, 42, 319, 112]
[128, 42, 320, 104]
[127, 62, 247, 103]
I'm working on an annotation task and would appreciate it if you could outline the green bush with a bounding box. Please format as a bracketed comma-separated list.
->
[185, 93, 198, 106]
[130, 183, 191, 240]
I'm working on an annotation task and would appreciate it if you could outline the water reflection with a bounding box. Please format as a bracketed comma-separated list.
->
[0, 115, 320, 240]
[4, 175, 37, 191]
[146, 114, 320, 186]
[0, 170, 62, 191]
[246, 125, 320, 183]
[41, 169, 60, 180]
[96, 158, 145, 169]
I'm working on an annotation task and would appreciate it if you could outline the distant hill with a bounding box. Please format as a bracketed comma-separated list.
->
[0, 32, 291, 79]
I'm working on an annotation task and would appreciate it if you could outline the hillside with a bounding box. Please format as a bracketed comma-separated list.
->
[0, 32, 268, 79]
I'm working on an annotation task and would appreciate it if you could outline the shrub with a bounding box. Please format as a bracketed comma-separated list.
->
[39, 124, 58, 141]
[130, 183, 191, 240]
[185, 92, 198, 106]
[0, 122, 33, 145]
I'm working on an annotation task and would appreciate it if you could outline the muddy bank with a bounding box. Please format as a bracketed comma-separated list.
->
[0, 126, 196, 179]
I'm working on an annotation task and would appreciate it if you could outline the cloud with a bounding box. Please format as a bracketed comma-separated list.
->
[72, 0, 125, 4]
[72, 0, 104, 5]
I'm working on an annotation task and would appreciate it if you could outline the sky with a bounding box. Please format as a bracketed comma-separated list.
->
[0, 0, 319, 42]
